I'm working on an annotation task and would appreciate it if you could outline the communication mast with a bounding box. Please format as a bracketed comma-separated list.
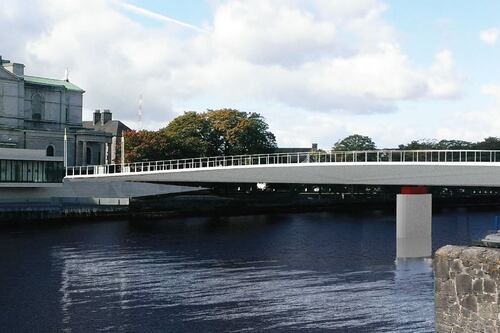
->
[138, 94, 143, 130]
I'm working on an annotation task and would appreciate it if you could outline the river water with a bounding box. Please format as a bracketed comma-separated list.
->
[0, 208, 497, 332]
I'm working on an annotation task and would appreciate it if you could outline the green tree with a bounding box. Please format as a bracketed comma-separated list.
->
[162, 111, 212, 158]
[474, 137, 500, 150]
[398, 139, 473, 150]
[435, 140, 473, 150]
[398, 139, 437, 150]
[333, 134, 376, 151]
[205, 109, 277, 155]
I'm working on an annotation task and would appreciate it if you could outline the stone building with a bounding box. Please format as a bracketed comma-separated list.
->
[0, 55, 111, 166]
[83, 110, 131, 164]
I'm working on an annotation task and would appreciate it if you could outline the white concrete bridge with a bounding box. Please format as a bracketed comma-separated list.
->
[66, 149, 500, 187]
[66, 149, 500, 259]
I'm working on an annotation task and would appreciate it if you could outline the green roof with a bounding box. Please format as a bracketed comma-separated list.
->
[23, 75, 85, 92]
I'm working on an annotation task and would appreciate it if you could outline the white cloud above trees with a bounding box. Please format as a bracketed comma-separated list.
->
[0, 0, 467, 147]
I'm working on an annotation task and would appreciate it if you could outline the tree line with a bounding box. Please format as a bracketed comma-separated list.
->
[123, 110, 500, 162]
[332, 134, 500, 151]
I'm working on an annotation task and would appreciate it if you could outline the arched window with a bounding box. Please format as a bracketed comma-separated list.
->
[46, 145, 55, 157]
[86, 147, 92, 165]
[32, 94, 43, 120]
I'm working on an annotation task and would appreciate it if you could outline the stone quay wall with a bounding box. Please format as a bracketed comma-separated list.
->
[435, 245, 500, 332]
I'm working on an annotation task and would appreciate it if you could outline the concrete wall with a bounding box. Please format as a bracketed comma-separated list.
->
[434, 245, 500, 332]
[0, 70, 24, 129]
[24, 85, 82, 128]
[0, 179, 202, 199]
[0, 128, 79, 165]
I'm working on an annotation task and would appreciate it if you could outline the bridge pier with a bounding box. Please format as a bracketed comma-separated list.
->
[396, 187, 432, 258]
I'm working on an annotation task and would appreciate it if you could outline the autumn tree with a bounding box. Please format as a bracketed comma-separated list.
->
[124, 109, 277, 162]
[124, 130, 173, 162]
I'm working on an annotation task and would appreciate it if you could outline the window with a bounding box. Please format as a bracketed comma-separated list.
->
[0, 159, 63, 183]
[46, 145, 55, 156]
[86, 147, 92, 165]
[32, 93, 43, 120]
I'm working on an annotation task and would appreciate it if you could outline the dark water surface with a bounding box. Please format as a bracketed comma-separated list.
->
[0, 208, 497, 332]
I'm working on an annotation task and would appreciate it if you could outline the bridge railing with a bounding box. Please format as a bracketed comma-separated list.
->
[65, 149, 500, 177]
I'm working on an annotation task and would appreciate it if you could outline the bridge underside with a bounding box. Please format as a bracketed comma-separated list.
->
[69, 163, 500, 187]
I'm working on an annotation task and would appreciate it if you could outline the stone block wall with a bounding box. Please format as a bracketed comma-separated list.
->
[435, 245, 500, 332]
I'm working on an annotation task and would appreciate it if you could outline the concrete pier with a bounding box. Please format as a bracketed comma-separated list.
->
[396, 189, 432, 258]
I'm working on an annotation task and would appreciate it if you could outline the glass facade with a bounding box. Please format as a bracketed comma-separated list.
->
[0, 159, 64, 183]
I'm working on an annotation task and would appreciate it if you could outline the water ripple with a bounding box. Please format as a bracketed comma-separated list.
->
[52, 245, 433, 332]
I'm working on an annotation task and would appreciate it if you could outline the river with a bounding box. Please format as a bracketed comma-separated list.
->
[0, 207, 496, 332]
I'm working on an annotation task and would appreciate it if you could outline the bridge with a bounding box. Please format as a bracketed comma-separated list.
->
[66, 149, 500, 186]
[66, 149, 500, 258]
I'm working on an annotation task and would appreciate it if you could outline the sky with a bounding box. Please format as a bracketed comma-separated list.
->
[1, 0, 500, 149]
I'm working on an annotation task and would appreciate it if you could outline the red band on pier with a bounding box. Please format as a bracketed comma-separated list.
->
[400, 186, 428, 194]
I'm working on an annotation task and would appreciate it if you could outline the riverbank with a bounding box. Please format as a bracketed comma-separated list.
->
[2, 191, 500, 225]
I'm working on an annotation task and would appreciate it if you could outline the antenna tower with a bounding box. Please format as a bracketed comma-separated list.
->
[138, 94, 143, 129]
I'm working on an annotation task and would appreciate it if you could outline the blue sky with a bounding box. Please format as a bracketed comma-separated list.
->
[114, 0, 500, 146]
[126, 0, 213, 27]
[2, 0, 500, 148]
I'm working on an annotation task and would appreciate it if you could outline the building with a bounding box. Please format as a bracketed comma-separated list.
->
[0, 55, 112, 167]
[274, 143, 318, 153]
[83, 110, 130, 164]
[0, 55, 194, 215]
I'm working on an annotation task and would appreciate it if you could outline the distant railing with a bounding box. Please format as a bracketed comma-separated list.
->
[65, 149, 500, 177]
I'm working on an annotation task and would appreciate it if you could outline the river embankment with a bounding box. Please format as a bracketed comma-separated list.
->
[2, 189, 500, 224]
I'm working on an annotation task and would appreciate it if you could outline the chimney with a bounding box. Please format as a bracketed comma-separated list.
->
[3, 62, 24, 76]
[312, 143, 318, 151]
[102, 109, 112, 124]
[93, 109, 101, 125]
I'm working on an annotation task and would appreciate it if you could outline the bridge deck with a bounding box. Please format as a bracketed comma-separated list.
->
[65, 150, 500, 187]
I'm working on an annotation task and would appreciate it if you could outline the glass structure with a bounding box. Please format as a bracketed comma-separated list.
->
[0, 159, 64, 183]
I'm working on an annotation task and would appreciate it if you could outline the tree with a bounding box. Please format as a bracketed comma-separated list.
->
[474, 137, 500, 150]
[205, 109, 277, 155]
[333, 134, 376, 151]
[124, 130, 173, 163]
[124, 109, 277, 162]
[162, 111, 212, 158]
[398, 139, 473, 150]
[435, 140, 473, 150]
[398, 139, 437, 150]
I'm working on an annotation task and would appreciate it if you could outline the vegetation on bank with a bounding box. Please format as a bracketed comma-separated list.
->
[123, 110, 500, 162]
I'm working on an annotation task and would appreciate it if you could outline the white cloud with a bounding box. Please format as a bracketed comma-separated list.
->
[0, 0, 466, 147]
[480, 28, 499, 45]
[481, 84, 500, 98]
[427, 50, 463, 98]
[429, 84, 500, 143]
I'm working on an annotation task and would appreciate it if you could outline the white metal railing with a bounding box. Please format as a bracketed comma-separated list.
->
[65, 149, 500, 177]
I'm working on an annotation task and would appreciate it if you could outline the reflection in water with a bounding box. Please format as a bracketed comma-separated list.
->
[55, 247, 432, 331]
[1, 208, 497, 332]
